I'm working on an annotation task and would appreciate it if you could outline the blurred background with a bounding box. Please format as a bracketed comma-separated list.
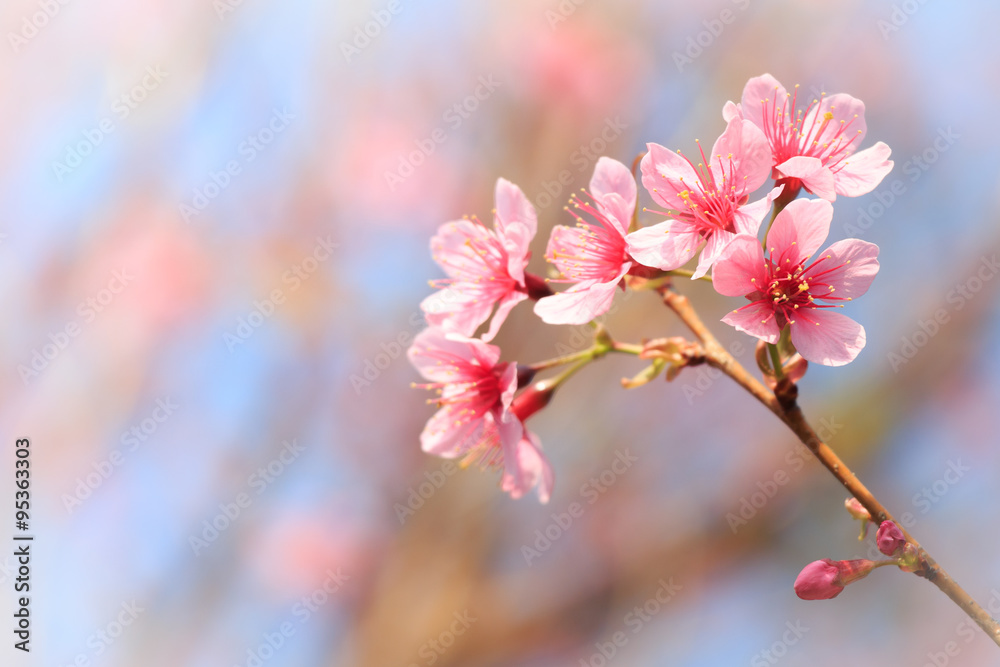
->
[2, 0, 1000, 665]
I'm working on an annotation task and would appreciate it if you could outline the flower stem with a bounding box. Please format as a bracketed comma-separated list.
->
[768, 343, 785, 380]
[659, 287, 1000, 647]
[528, 331, 643, 372]
[528, 348, 600, 371]
[761, 186, 795, 249]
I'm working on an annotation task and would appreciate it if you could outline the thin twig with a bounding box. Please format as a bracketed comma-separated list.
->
[660, 288, 1000, 646]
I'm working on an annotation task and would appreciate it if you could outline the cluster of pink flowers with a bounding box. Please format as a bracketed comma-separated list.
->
[408, 74, 892, 502]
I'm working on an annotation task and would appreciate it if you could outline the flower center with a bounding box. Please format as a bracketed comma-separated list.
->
[758, 84, 862, 171]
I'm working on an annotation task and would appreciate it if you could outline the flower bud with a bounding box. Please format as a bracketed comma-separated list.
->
[845, 497, 873, 540]
[876, 520, 906, 556]
[515, 364, 537, 389]
[844, 497, 870, 521]
[511, 381, 555, 422]
[756, 340, 808, 391]
[794, 558, 877, 600]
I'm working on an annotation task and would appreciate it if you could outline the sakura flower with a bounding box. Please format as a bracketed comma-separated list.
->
[724, 73, 893, 201]
[407, 328, 554, 502]
[534, 157, 639, 325]
[627, 116, 780, 279]
[713, 198, 880, 366]
[421, 179, 538, 341]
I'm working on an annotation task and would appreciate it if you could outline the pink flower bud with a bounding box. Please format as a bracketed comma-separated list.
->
[510, 381, 555, 422]
[794, 558, 877, 600]
[876, 520, 906, 556]
[844, 497, 871, 522]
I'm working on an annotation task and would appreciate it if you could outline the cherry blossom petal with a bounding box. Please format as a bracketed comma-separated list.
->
[712, 235, 766, 296]
[722, 301, 781, 343]
[722, 100, 743, 123]
[626, 222, 700, 271]
[775, 156, 837, 201]
[789, 310, 865, 366]
[733, 185, 784, 236]
[590, 156, 637, 209]
[640, 142, 701, 211]
[597, 192, 633, 238]
[494, 178, 537, 237]
[710, 117, 772, 194]
[766, 198, 833, 267]
[833, 142, 893, 197]
[812, 238, 880, 300]
[407, 328, 502, 382]
[498, 362, 518, 411]
[739, 73, 789, 135]
[420, 406, 485, 456]
[500, 221, 532, 285]
[502, 430, 554, 503]
[803, 93, 868, 155]
[481, 290, 528, 342]
[420, 289, 491, 338]
[533, 274, 625, 326]
[693, 229, 736, 280]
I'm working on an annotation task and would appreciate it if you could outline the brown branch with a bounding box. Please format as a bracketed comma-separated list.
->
[660, 288, 1000, 646]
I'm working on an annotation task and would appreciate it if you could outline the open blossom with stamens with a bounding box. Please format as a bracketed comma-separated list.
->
[724, 73, 893, 201]
[407, 328, 553, 502]
[626, 116, 780, 279]
[535, 157, 640, 325]
[712, 198, 880, 366]
[420, 179, 538, 341]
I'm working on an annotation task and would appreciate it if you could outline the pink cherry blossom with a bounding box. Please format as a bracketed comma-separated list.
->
[534, 157, 638, 325]
[713, 198, 880, 366]
[407, 328, 554, 502]
[420, 179, 537, 341]
[724, 73, 893, 201]
[627, 116, 780, 279]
